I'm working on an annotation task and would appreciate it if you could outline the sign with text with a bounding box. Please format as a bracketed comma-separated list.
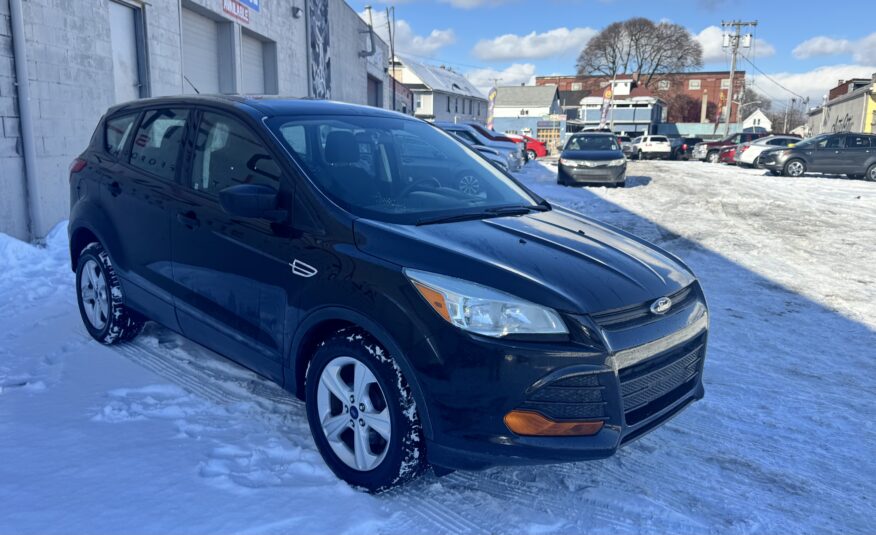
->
[223, 0, 250, 23]
[237, 0, 260, 11]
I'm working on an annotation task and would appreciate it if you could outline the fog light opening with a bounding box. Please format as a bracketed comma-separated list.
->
[504, 410, 604, 437]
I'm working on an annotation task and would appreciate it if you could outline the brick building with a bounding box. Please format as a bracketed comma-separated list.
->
[1, 0, 392, 241]
[536, 71, 747, 124]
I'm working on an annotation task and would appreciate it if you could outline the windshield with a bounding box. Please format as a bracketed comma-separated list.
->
[565, 135, 619, 151]
[267, 115, 538, 224]
[793, 135, 830, 149]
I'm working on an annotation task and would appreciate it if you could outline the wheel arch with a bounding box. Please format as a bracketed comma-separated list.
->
[68, 200, 126, 273]
[287, 307, 435, 440]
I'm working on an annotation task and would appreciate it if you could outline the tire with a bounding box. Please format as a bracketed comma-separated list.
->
[707, 151, 719, 163]
[783, 159, 806, 177]
[637, 150, 643, 161]
[305, 328, 426, 492]
[618, 180, 627, 188]
[767, 170, 780, 176]
[754, 155, 762, 168]
[866, 164, 876, 182]
[526, 149, 537, 161]
[76, 242, 144, 344]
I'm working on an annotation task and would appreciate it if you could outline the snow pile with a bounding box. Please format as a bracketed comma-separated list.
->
[0, 161, 874, 533]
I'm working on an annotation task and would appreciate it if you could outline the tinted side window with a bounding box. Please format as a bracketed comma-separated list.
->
[845, 135, 870, 149]
[129, 109, 188, 180]
[190, 112, 281, 194]
[817, 136, 843, 149]
[106, 113, 138, 158]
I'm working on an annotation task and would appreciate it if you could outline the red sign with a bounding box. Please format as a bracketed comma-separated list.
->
[223, 0, 250, 23]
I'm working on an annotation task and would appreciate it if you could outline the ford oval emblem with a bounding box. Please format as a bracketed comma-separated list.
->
[650, 297, 672, 315]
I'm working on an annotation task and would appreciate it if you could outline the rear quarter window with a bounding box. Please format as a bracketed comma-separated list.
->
[105, 113, 138, 158]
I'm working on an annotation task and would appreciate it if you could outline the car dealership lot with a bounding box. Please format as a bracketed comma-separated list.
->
[1, 160, 874, 533]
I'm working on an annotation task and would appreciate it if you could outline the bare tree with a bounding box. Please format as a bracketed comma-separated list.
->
[576, 18, 703, 87]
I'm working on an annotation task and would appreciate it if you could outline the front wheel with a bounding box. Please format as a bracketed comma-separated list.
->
[526, 149, 537, 161]
[866, 164, 876, 182]
[784, 159, 806, 177]
[76, 242, 144, 344]
[707, 151, 719, 163]
[305, 328, 426, 492]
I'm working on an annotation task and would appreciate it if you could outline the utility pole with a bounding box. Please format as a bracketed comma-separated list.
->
[721, 20, 757, 135]
[783, 97, 796, 133]
[385, 7, 396, 112]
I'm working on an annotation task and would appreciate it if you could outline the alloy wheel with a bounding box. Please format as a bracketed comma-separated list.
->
[868, 165, 876, 181]
[787, 161, 805, 177]
[317, 356, 391, 472]
[79, 259, 109, 330]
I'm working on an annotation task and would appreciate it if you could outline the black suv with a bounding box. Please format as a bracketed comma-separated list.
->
[69, 96, 709, 491]
[759, 133, 876, 180]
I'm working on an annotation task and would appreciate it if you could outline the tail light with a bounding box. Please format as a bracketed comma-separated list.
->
[738, 144, 750, 153]
[69, 158, 86, 178]
[682, 144, 688, 151]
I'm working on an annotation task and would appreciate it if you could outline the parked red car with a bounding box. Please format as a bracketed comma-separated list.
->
[718, 145, 737, 164]
[505, 133, 548, 160]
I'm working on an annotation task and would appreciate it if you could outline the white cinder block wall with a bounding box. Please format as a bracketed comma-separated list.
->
[0, 0, 390, 241]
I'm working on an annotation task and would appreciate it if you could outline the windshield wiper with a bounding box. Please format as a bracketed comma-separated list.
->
[416, 205, 545, 226]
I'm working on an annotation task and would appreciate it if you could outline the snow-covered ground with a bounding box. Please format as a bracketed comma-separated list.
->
[1, 160, 874, 534]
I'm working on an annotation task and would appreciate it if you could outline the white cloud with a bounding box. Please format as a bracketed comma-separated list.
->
[695, 26, 775, 64]
[359, 10, 455, 57]
[751, 64, 876, 104]
[465, 64, 536, 94]
[793, 33, 876, 64]
[472, 27, 598, 61]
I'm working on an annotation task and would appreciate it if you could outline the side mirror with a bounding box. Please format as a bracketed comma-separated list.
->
[218, 184, 287, 222]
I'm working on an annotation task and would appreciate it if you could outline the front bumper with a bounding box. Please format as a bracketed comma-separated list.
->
[559, 164, 626, 184]
[758, 152, 787, 170]
[422, 286, 709, 470]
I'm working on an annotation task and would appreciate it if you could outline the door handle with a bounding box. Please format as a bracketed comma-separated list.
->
[176, 211, 200, 229]
[108, 181, 122, 197]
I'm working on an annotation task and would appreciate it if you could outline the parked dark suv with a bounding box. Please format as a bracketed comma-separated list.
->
[759, 132, 876, 180]
[69, 96, 709, 492]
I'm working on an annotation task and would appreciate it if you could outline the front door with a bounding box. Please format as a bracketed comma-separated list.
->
[170, 110, 301, 381]
[808, 135, 844, 172]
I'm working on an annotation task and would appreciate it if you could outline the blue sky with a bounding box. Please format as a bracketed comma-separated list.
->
[353, 0, 876, 104]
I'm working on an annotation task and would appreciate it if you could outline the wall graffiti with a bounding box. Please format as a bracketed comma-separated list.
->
[308, 0, 331, 99]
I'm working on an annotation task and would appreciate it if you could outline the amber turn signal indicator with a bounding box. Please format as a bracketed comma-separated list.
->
[412, 281, 451, 322]
[504, 410, 604, 437]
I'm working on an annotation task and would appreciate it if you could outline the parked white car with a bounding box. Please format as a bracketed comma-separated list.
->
[630, 135, 672, 160]
[734, 135, 802, 167]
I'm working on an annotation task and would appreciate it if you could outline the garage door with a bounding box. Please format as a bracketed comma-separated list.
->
[182, 9, 219, 94]
[108, 1, 141, 103]
[241, 33, 265, 95]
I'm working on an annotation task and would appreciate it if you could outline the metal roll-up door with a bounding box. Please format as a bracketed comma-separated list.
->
[182, 9, 220, 94]
[241, 33, 265, 95]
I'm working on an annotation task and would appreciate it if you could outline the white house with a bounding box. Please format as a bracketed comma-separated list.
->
[493, 85, 562, 118]
[390, 56, 486, 123]
[743, 109, 772, 132]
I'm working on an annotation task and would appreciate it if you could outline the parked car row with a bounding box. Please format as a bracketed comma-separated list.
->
[759, 133, 876, 180]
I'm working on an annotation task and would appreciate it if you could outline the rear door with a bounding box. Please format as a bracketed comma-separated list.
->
[843, 134, 871, 174]
[98, 108, 188, 329]
[170, 108, 302, 380]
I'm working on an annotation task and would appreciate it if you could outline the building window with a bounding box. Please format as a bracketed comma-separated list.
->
[477, 102, 481, 115]
[415, 95, 422, 109]
[455, 98, 458, 113]
[688, 79, 701, 90]
[447, 96, 450, 112]
[721, 78, 730, 89]
[657, 80, 670, 91]
[571, 82, 583, 91]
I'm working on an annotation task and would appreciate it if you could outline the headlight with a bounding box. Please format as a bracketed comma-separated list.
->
[559, 158, 579, 167]
[607, 158, 626, 166]
[405, 269, 568, 337]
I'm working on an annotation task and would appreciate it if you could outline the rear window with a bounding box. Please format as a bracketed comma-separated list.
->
[650, 136, 668, 143]
[129, 108, 189, 180]
[105, 113, 138, 158]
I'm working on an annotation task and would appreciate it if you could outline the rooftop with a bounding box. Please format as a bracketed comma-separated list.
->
[494, 85, 559, 108]
[395, 55, 485, 99]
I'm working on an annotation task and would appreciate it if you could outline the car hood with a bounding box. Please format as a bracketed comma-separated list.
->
[354, 206, 694, 315]
[561, 150, 624, 161]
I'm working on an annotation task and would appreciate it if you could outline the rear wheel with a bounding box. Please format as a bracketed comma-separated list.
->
[305, 328, 426, 492]
[75, 242, 144, 344]
[784, 159, 806, 177]
[707, 151, 719, 163]
[866, 164, 876, 182]
[526, 149, 537, 161]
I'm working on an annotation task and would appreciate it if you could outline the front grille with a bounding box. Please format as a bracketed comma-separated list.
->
[591, 284, 698, 330]
[619, 337, 704, 426]
[521, 373, 606, 420]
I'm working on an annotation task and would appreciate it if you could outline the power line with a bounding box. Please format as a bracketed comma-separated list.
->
[739, 54, 806, 101]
